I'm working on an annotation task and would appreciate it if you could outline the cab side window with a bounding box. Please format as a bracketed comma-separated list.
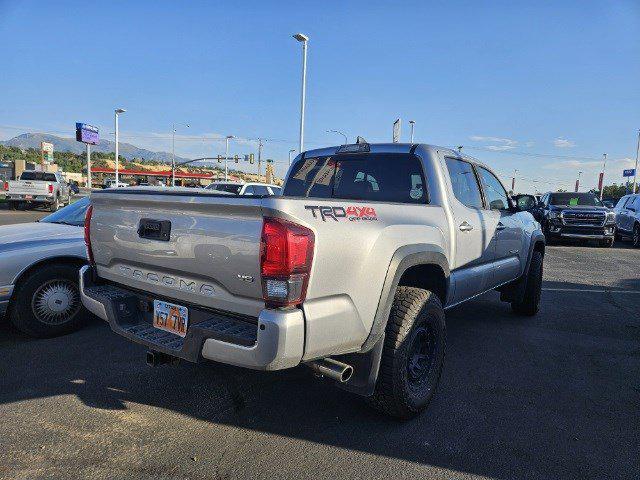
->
[477, 166, 510, 211]
[445, 158, 483, 209]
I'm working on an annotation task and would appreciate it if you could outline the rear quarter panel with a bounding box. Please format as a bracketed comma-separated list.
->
[261, 195, 449, 360]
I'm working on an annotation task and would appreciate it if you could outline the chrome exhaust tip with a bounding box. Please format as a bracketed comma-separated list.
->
[306, 358, 354, 383]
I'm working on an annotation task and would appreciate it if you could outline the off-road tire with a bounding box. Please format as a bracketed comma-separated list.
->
[9, 263, 86, 338]
[367, 286, 446, 420]
[511, 251, 543, 316]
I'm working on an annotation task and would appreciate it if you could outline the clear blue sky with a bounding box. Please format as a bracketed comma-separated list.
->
[1, 0, 638, 191]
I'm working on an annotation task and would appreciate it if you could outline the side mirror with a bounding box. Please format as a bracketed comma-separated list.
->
[513, 194, 538, 212]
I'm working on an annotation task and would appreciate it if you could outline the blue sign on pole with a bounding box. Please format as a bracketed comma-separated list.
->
[623, 168, 636, 177]
[75, 123, 100, 145]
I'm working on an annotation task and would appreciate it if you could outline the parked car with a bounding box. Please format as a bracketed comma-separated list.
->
[614, 193, 640, 247]
[205, 181, 282, 195]
[531, 191, 616, 247]
[0, 197, 90, 337]
[5, 170, 71, 211]
[80, 142, 544, 419]
[103, 179, 129, 189]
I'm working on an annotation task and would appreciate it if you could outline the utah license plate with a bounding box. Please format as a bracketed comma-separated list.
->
[153, 300, 188, 337]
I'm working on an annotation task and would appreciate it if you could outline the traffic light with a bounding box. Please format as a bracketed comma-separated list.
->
[249, 153, 255, 164]
[234, 155, 239, 163]
[217, 155, 222, 163]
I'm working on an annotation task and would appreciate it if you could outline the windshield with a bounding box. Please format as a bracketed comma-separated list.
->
[283, 153, 427, 204]
[21, 171, 57, 182]
[206, 183, 242, 194]
[549, 193, 603, 207]
[40, 197, 90, 226]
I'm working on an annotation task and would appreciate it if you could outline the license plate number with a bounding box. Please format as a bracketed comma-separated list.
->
[153, 300, 188, 337]
[24, 195, 33, 200]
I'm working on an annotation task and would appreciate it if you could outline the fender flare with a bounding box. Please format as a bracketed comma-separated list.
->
[360, 243, 450, 353]
[337, 244, 450, 397]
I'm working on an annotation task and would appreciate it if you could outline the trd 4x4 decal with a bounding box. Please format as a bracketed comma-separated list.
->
[304, 205, 378, 222]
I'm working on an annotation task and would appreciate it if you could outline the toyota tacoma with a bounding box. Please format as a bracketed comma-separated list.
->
[80, 142, 545, 419]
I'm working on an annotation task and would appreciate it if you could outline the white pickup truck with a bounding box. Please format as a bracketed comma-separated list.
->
[6, 170, 71, 211]
[80, 142, 545, 419]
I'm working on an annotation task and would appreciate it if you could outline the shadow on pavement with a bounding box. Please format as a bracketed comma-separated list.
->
[1, 280, 639, 479]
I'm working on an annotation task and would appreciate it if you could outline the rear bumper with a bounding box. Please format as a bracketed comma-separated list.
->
[6, 194, 54, 203]
[79, 266, 304, 370]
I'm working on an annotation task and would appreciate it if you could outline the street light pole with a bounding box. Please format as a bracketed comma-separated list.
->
[634, 130, 640, 194]
[114, 108, 126, 186]
[576, 171, 582, 192]
[409, 120, 415, 143]
[326, 129, 347, 145]
[288, 149, 296, 168]
[224, 135, 234, 182]
[511, 169, 518, 193]
[293, 33, 308, 153]
[599, 153, 607, 200]
[171, 123, 190, 186]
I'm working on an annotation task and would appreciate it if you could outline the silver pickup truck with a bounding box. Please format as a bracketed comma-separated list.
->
[80, 142, 545, 419]
[6, 170, 71, 211]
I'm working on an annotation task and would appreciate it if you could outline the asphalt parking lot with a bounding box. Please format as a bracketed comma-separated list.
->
[1, 210, 639, 480]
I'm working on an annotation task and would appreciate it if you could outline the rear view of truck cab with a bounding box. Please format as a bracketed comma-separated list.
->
[81, 142, 543, 419]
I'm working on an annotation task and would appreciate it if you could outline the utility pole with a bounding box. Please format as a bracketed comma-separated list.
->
[599, 153, 607, 200]
[409, 120, 415, 143]
[511, 169, 518, 193]
[257, 138, 264, 179]
[634, 129, 640, 194]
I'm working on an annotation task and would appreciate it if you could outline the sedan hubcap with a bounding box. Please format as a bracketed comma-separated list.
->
[31, 280, 80, 325]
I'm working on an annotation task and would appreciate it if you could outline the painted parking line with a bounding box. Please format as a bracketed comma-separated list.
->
[543, 288, 640, 294]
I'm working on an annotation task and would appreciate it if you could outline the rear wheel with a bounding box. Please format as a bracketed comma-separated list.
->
[9, 263, 87, 338]
[367, 286, 446, 420]
[49, 196, 60, 212]
[511, 251, 543, 316]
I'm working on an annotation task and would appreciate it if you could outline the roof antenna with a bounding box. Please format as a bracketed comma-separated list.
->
[356, 136, 368, 144]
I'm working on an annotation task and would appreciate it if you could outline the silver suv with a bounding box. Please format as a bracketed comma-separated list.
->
[614, 194, 640, 247]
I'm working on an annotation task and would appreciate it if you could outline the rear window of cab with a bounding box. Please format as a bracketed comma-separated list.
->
[283, 153, 427, 204]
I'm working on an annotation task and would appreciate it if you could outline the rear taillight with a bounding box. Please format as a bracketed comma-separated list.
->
[48, 184, 54, 194]
[260, 217, 314, 308]
[84, 204, 94, 265]
[2, 182, 7, 191]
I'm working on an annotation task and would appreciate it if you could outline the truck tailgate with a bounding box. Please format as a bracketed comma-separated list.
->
[8, 180, 50, 195]
[90, 190, 265, 317]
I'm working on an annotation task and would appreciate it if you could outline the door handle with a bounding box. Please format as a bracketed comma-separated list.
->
[496, 222, 506, 231]
[459, 221, 473, 232]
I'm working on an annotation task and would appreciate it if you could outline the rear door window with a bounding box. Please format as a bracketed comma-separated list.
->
[445, 158, 483, 209]
[477, 166, 510, 210]
[283, 153, 427, 204]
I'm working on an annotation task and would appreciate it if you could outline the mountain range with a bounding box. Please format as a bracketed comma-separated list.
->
[1, 133, 189, 163]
